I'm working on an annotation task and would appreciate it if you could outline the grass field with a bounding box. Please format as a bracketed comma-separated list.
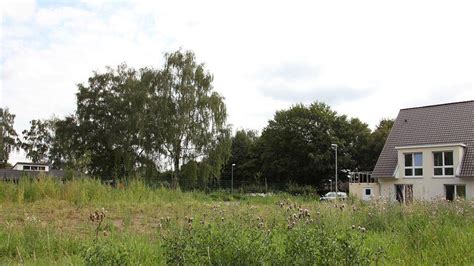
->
[0, 177, 473, 265]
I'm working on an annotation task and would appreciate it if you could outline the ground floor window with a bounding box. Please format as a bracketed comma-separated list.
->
[395, 184, 413, 203]
[445, 185, 466, 200]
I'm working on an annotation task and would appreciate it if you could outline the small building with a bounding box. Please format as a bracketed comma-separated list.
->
[1, 162, 64, 182]
[12, 162, 50, 172]
[350, 100, 474, 201]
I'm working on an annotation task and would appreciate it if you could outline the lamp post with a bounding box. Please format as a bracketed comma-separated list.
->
[231, 163, 236, 193]
[329, 179, 333, 192]
[331, 144, 338, 198]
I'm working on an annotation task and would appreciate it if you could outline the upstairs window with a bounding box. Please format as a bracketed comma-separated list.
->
[434, 151, 454, 176]
[405, 153, 423, 177]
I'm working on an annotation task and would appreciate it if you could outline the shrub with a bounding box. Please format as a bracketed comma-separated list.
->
[82, 239, 133, 265]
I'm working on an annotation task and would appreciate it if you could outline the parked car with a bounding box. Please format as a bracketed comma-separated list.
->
[320, 192, 347, 201]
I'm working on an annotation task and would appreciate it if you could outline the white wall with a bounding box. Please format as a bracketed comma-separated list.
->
[379, 144, 474, 201]
[12, 164, 50, 172]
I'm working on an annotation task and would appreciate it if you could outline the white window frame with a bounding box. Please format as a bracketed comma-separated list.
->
[433, 151, 454, 177]
[404, 153, 423, 177]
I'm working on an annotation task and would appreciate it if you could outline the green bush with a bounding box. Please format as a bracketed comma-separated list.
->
[82, 239, 134, 265]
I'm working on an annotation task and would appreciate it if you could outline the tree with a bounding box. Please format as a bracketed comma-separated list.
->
[0, 108, 18, 168]
[222, 129, 261, 184]
[333, 117, 371, 171]
[180, 128, 232, 189]
[257, 102, 373, 188]
[20, 119, 55, 163]
[366, 118, 394, 169]
[49, 115, 85, 170]
[74, 64, 156, 178]
[153, 50, 229, 187]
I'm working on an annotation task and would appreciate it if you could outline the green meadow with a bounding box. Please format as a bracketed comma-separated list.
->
[0, 177, 473, 265]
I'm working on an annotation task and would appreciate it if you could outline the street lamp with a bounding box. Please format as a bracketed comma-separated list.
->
[231, 163, 236, 193]
[331, 144, 338, 197]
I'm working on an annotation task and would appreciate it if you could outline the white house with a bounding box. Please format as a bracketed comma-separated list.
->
[12, 162, 50, 172]
[1, 162, 63, 182]
[350, 100, 474, 202]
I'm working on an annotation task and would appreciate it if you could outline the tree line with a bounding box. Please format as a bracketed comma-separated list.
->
[0, 49, 393, 189]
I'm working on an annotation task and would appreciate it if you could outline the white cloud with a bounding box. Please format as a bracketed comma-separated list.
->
[0, 0, 36, 22]
[1, 0, 474, 164]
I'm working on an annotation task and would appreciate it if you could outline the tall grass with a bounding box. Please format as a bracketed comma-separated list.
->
[0, 177, 473, 265]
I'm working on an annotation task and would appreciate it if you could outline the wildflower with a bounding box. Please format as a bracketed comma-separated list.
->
[258, 222, 264, 228]
[103, 230, 109, 237]
[351, 224, 356, 230]
[303, 209, 310, 217]
[221, 217, 224, 222]
[158, 223, 163, 229]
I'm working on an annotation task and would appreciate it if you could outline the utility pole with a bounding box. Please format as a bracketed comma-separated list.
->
[331, 144, 338, 198]
[231, 163, 235, 193]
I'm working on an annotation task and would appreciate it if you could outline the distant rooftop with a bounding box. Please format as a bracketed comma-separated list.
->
[13, 162, 50, 165]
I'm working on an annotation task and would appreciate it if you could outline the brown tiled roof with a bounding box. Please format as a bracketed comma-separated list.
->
[372, 100, 474, 177]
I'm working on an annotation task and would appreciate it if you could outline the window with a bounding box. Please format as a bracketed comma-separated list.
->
[365, 189, 371, 195]
[445, 185, 466, 200]
[434, 151, 454, 176]
[404, 153, 423, 177]
[23, 165, 31, 170]
[39, 166, 46, 171]
[395, 184, 413, 203]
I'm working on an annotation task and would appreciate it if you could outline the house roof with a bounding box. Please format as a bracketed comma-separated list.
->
[372, 100, 474, 177]
[12, 162, 50, 168]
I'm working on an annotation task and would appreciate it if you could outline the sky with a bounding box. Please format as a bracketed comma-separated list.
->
[1, 0, 473, 164]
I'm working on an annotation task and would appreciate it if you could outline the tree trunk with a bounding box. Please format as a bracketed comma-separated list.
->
[172, 155, 180, 189]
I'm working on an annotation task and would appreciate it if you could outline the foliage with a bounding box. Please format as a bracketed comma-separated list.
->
[366, 118, 394, 168]
[257, 102, 362, 187]
[0, 107, 18, 167]
[82, 239, 133, 265]
[19, 119, 55, 163]
[75, 64, 156, 178]
[255, 103, 393, 188]
[222, 129, 261, 183]
[155, 50, 229, 187]
[19, 50, 230, 184]
[0, 178, 472, 265]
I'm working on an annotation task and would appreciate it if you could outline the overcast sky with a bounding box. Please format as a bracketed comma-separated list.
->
[1, 0, 473, 163]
